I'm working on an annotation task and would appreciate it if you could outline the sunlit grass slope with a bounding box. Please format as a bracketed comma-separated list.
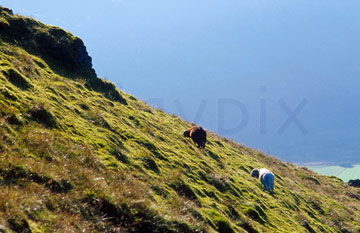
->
[1, 6, 360, 233]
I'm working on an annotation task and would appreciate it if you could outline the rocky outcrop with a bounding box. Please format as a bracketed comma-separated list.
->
[0, 6, 95, 78]
[0, 6, 13, 15]
[0, 6, 127, 104]
[348, 179, 360, 188]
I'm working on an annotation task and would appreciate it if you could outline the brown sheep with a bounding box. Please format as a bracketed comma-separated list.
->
[183, 126, 207, 148]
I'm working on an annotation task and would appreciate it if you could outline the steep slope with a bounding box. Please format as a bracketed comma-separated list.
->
[0, 6, 360, 233]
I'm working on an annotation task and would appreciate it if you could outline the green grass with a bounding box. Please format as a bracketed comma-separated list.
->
[307, 165, 360, 182]
[1, 6, 360, 232]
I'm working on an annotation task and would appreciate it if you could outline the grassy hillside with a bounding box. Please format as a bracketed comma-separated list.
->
[1, 6, 360, 233]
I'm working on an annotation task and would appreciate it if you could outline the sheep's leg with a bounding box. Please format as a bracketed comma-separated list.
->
[270, 177, 275, 194]
[263, 175, 272, 193]
[263, 181, 269, 191]
[261, 176, 268, 191]
[261, 180, 266, 191]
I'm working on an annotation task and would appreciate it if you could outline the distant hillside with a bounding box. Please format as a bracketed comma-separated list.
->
[0, 6, 360, 233]
[307, 164, 360, 183]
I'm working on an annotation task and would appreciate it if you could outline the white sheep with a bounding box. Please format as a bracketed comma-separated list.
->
[251, 168, 275, 194]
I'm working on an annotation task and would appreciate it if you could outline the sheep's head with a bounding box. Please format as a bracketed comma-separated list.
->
[183, 130, 190, 137]
[250, 169, 260, 178]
